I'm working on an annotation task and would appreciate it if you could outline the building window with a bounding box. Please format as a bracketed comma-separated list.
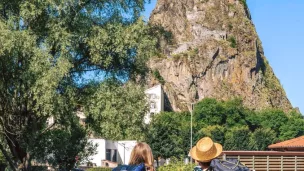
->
[106, 149, 111, 161]
[151, 94, 157, 99]
[150, 102, 156, 109]
[112, 150, 117, 162]
[106, 149, 117, 162]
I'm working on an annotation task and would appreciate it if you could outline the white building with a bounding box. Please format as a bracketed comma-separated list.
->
[87, 139, 137, 167]
[144, 84, 164, 124]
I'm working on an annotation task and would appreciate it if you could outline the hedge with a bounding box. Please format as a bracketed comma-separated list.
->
[157, 163, 195, 171]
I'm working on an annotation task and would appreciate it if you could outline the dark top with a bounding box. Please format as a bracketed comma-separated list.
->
[193, 166, 214, 171]
[112, 163, 146, 171]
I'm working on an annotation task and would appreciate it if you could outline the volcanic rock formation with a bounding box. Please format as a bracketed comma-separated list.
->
[147, 0, 292, 112]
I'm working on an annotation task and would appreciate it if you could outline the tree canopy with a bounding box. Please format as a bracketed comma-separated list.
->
[0, 0, 157, 170]
[146, 112, 190, 162]
[193, 98, 303, 150]
[85, 80, 148, 140]
[146, 98, 304, 160]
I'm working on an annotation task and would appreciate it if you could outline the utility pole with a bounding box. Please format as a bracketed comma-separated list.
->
[191, 103, 193, 159]
[181, 101, 196, 163]
[118, 143, 126, 164]
[190, 103, 195, 163]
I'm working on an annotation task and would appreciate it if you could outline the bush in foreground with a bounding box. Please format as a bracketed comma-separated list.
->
[157, 159, 195, 171]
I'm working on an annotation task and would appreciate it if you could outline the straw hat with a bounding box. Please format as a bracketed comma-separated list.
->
[190, 137, 223, 162]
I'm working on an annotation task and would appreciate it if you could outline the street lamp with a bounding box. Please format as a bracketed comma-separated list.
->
[118, 143, 126, 164]
[181, 102, 196, 162]
[118, 142, 135, 164]
[190, 103, 195, 162]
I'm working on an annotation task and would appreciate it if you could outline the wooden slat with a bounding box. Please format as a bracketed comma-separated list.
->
[224, 154, 304, 171]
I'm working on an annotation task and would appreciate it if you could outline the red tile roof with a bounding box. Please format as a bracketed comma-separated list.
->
[268, 136, 304, 149]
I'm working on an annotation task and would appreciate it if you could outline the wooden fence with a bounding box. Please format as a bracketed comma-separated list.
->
[222, 151, 304, 171]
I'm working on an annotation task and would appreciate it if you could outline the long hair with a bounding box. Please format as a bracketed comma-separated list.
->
[129, 142, 154, 171]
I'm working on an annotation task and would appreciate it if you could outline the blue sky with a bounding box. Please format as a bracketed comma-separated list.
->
[143, 0, 304, 113]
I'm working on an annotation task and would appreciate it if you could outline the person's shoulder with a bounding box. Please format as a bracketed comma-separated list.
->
[193, 166, 202, 171]
[193, 166, 215, 171]
[112, 163, 145, 171]
[207, 167, 215, 171]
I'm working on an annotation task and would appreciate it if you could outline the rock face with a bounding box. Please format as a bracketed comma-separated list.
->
[147, 0, 292, 111]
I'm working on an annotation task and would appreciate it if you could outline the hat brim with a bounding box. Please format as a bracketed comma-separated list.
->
[190, 143, 223, 162]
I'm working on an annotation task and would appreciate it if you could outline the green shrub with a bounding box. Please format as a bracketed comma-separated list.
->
[157, 158, 195, 171]
[228, 36, 237, 48]
[157, 163, 195, 171]
[240, 0, 248, 9]
[189, 48, 199, 57]
[224, 126, 251, 150]
[228, 24, 233, 31]
[86, 167, 112, 171]
[153, 70, 165, 85]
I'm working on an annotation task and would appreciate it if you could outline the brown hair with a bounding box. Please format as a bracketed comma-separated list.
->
[129, 142, 154, 171]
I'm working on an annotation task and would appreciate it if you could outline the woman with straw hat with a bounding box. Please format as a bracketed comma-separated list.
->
[190, 137, 223, 171]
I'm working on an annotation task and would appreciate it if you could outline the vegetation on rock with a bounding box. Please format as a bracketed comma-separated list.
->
[228, 36, 237, 48]
[153, 70, 166, 85]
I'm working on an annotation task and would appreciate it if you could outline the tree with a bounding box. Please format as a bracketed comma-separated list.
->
[257, 109, 288, 134]
[0, 18, 76, 170]
[145, 98, 303, 152]
[279, 117, 304, 141]
[85, 80, 148, 140]
[191, 98, 304, 151]
[250, 128, 276, 150]
[193, 98, 226, 128]
[196, 125, 226, 146]
[193, 98, 248, 130]
[224, 126, 251, 150]
[31, 116, 96, 171]
[0, 150, 7, 171]
[146, 112, 190, 163]
[222, 98, 248, 128]
[0, 0, 156, 170]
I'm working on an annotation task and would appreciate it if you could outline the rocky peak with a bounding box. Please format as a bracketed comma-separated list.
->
[147, 0, 292, 112]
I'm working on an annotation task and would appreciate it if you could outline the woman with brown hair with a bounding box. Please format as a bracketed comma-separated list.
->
[129, 142, 155, 171]
[112, 142, 154, 171]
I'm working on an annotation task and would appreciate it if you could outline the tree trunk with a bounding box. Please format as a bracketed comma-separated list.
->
[0, 165, 6, 171]
[0, 143, 17, 171]
[21, 153, 31, 171]
[5, 134, 28, 171]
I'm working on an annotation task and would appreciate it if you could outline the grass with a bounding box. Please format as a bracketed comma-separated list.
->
[172, 48, 199, 62]
[228, 23, 233, 31]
